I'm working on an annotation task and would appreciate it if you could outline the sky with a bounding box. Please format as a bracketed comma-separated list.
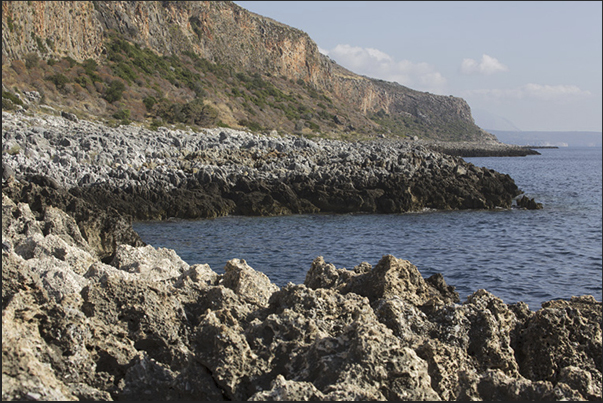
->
[234, 1, 602, 132]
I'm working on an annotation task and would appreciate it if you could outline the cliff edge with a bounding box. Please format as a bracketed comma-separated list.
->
[2, 1, 498, 143]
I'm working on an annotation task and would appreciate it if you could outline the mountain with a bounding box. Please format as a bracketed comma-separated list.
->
[471, 108, 522, 132]
[2, 1, 497, 143]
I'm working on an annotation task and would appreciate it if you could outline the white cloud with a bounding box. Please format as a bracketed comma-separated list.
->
[463, 83, 591, 101]
[325, 44, 447, 94]
[318, 46, 329, 56]
[522, 83, 591, 101]
[460, 54, 509, 75]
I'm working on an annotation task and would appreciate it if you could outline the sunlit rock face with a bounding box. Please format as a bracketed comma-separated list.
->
[2, 1, 498, 142]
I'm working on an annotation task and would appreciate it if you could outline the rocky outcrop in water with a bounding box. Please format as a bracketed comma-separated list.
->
[2, 189, 601, 401]
[2, 111, 533, 224]
[426, 140, 541, 157]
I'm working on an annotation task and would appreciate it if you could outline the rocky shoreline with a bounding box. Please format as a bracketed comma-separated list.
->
[424, 140, 542, 157]
[2, 111, 538, 223]
[3, 111, 599, 401]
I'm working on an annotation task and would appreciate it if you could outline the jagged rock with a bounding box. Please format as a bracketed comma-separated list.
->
[175, 263, 220, 288]
[2, 172, 144, 260]
[514, 295, 602, 399]
[248, 374, 325, 401]
[2, 112, 525, 222]
[2, 133, 599, 401]
[109, 244, 189, 281]
[2, 291, 78, 401]
[306, 254, 460, 307]
[515, 195, 544, 209]
[222, 258, 280, 306]
[117, 353, 224, 401]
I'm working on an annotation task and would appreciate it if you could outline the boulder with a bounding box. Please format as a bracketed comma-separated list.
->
[109, 244, 189, 282]
[515, 195, 544, 209]
[61, 111, 78, 122]
[222, 258, 280, 306]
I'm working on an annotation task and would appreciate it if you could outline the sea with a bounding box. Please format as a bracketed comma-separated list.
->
[133, 147, 602, 310]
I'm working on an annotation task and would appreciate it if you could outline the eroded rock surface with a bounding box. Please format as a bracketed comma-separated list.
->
[2, 190, 600, 401]
[2, 111, 533, 223]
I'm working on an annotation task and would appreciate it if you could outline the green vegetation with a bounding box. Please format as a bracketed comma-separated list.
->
[153, 98, 218, 127]
[6, 16, 15, 32]
[150, 118, 163, 131]
[2, 91, 23, 106]
[106, 36, 203, 91]
[46, 73, 70, 90]
[24, 53, 39, 69]
[143, 96, 157, 111]
[62, 56, 78, 68]
[369, 108, 480, 141]
[238, 119, 263, 132]
[104, 80, 125, 103]
[112, 108, 131, 125]
[369, 109, 425, 139]
[2, 91, 24, 110]
[4, 31, 368, 137]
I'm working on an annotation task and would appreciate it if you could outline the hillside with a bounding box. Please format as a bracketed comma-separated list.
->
[2, 1, 497, 142]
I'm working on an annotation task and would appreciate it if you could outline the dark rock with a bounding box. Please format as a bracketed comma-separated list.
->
[427, 141, 542, 157]
[2, 161, 15, 183]
[515, 195, 544, 209]
[3, 177, 143, 260]
[514, 296, 602, 400]
[61, 111, 79, 122]
[3, 113, 530, 221]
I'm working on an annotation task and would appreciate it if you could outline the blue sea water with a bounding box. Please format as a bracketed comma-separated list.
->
[133, 147, 602, 310]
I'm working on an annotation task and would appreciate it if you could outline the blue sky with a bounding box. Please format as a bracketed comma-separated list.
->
[234, 1, 602, 132]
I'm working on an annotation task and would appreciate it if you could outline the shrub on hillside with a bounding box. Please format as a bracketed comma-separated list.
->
[104, 80, 126, 103]
[45, 73, 70, 90]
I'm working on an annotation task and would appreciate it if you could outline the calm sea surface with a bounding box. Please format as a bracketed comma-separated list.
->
[133, 147, 602, 310]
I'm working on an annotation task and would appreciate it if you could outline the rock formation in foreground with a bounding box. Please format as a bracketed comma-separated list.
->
[2, 111, 578, 401]
[2, 187, 601, 401]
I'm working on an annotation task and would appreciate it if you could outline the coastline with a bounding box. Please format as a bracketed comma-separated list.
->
[3, 111, 600, 401]
[422, 140, 542, 157]
[2, 111, 539, 223]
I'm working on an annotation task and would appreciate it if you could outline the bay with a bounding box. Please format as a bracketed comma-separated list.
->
[133, 147, 602, 310]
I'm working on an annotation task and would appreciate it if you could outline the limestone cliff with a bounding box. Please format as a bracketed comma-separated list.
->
[2, 1, 496, 142]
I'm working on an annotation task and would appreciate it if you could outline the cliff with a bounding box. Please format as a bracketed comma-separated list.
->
[2, 1, 497, 142]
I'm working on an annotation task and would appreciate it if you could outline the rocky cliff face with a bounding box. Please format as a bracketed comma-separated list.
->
[2, 1, 496, 142]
